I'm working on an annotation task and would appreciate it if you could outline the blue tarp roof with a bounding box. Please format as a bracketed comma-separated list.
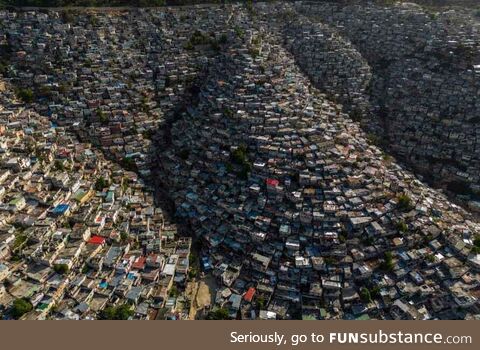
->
[53, 204, 70, 214]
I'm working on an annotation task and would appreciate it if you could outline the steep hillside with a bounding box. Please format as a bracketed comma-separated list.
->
[291, 1, 480, 209]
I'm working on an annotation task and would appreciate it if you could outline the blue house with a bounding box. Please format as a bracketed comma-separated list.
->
[53, 204, 70, 216]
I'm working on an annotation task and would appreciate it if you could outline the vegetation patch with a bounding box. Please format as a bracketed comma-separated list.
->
[397, 194, 413, 211]
[99, 304, 134, 320]
[11, 298, 33, 319]
[15, 87, 34, 103]
[206, 307, 230, 320]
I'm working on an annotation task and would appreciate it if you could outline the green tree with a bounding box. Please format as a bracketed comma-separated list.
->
[188, 267, 197, 280]
[245, 0, 254, 14]
[396, 220, 408, 232]
[54, 160, 65, 171]
[121, 157, 137, 171]
[120, 231, 129, 242]
[95, 176, 109, 191]
[99, 304, 133, 320]
[13, 234, 27, 250]
[471, 235, 480, 254]
[169, 285, 179, 298]
[54, 264, 69, 275]
[473, 235, 480, 248]
[97, 109, 108, 126]
[206, 307, 230, 320]
[184, 41, 194, 51]
[114, 304, 134, 320]
[370, 285, 381, 299]
[15, 88, 34, 103]
[380, 252, 395, 272]
[100, 306, 116, 320]
[11, 298, 33, 319]
[256, 295, 265, 309]
[324, 257, 336, 265]
[232, 145, 247, 164]
[0, 60, 9, 75]
[231, 144, 252, 179]
[234, 26, 244, 39]
[359, 287, 372, 303]
[397, 194, 413, 211]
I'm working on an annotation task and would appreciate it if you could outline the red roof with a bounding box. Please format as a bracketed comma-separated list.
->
[244, 287, 256, 302]
[266, 178, 279, 187]
[132, 256, 147, 270]
[88, 236, 106, 245]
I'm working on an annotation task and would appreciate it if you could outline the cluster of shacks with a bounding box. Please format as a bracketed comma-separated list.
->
[0, 2, 479, 320]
